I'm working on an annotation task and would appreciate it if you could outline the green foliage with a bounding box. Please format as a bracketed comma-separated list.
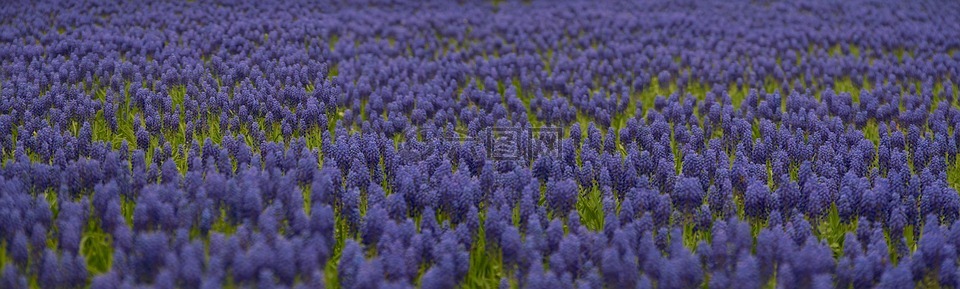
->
[80, 216, 113, 275]
[577, 184, 604, 232]
[462, 215, 507, 289]
[816, 204, 857, 257]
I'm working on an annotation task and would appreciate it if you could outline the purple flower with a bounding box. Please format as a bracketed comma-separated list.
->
[546, 179, 577, 217]
[133, 232, 168, 282]
[744, 180, 771, 220]
[733, 254, 762, 289]
[339, 240, 364, 289]
[9, 230, 28, 266]
[90, 271, 120, 289]
[672, 176, 704, 214]
[921, 181, 960, 224]
[362, 205, 388, 247]
[420, 264, 456, 289]
[777, 176, 803, 213]
[501, 226, 523, 269]
[38, 249, 61, 288]
[356, 258, 385, 289]
[876, 261, 913, 289]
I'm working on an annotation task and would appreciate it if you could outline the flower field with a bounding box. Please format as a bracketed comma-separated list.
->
[1, 0, 960, 288]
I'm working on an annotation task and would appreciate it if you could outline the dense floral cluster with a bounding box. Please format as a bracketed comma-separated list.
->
[2, 0, 960, 288]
